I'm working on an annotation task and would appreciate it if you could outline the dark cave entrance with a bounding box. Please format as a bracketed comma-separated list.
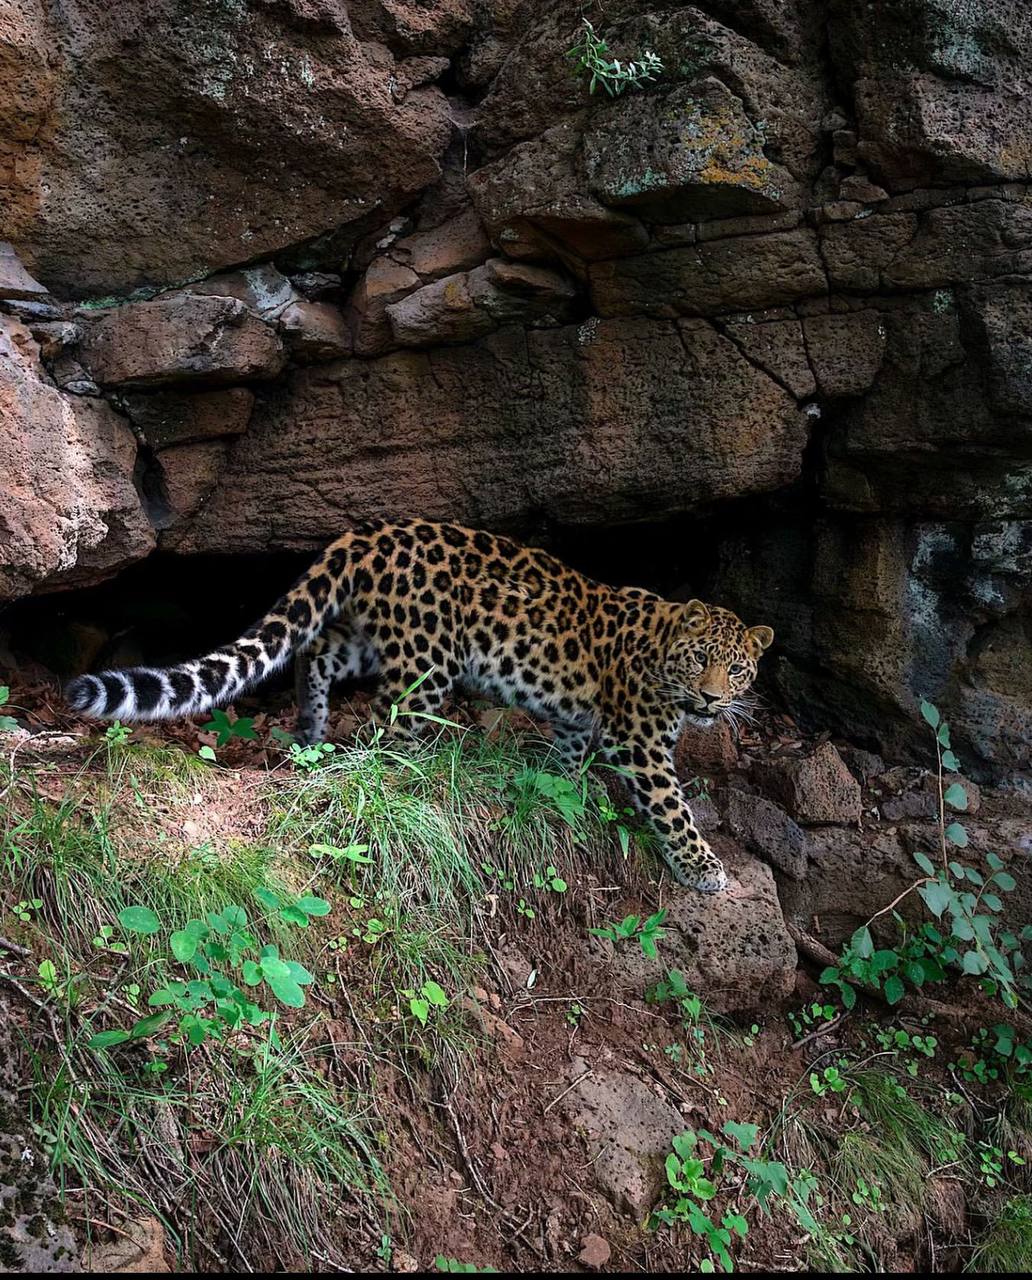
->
[1, 498, 790, 699]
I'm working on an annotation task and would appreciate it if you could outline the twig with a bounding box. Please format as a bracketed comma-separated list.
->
[543, 1069, 591, 1114]
[0, 935, 30, 957]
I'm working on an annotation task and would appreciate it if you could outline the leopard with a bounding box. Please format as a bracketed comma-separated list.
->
[64, 518, 773, 893]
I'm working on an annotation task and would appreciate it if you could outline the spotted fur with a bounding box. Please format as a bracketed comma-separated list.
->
[64, 519, 773, 892]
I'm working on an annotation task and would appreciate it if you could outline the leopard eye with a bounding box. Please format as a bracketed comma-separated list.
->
[728, 662, 746, 676]
[693, 648, 708, 664]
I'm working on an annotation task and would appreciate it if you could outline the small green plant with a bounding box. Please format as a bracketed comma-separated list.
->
[288, 740, 337, 771]
[565, 1002, 584, 1028]
[809, 1065, 847, 1097]
[91, 922, 128, 954]
[820, 700, 1028, 1012]
[12, 897, 43, 924]
[651, 1122, 820, 1272]
[532, 864, 568, 893]
[87, 897, 323, 1052]
[566, 18, 663, 96]
[850, 1177, 885, 1214]
[375, 1234, 392, 1265]
[103, 720, 132, 745]
[649, 969, 712, 1075]
[788, 1000, 838, 1039]
[976, 1141, 1026, 1189]
[434, 1257, 498, 1274]
[202, 708, 258, 747]
[404, 979, 449, 1028]
[590, 907, 667, 958]
[309, 841, 373, 868]
[0, 686, 19, 733]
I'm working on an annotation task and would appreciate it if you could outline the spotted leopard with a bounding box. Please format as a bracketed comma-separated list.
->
[64, 519, 773, 892]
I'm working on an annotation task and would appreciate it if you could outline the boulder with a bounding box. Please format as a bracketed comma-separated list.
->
[3, 0, 453, 295]
[590, 230, 827, 318]
[171, 316, 809, 553]
[468, 121, 650, 263]
[604, 842, 797, 1014]
[0, 316, 154, 601]
[348, 257, 421, 356]
[78, 295, 285, 389]
[386, 259, 577, 348]
[584, 80, 800, 222]
[120, 388, 254, 450]
[830, 0, 1032, 188]
[278, 301, 352, 362]
[721, 788, 808, 880]
[754, 742, 862, 825]
[558, 1059, 687, 1215]
[675, 719, 739, 774]
[387, 206, 491, 282]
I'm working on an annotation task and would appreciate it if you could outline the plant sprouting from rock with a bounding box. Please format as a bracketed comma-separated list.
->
[566, 19, 663, 96]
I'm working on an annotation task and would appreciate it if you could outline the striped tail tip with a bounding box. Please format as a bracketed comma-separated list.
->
[64, 674, 105, 717]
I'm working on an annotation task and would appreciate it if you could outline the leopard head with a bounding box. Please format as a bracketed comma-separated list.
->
[659, 599, 773, 725]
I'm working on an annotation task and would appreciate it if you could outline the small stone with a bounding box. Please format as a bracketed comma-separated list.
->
[78, 294, 285, 388]
[279, 300, 351, 362]
[839, 174, 889, 204]
[756, 742, 862, 825]
[676, 718, 739, 773]
[578, 1234, 611, 1269]
[289, 271, 342, 299]
[27, 320, 79, 360]
[722, 787, 807, 880]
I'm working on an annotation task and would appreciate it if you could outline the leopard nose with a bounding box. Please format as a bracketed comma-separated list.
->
[700, 690, 721, 709]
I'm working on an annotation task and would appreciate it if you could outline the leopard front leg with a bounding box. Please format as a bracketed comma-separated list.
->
[599, 734, 727, 893]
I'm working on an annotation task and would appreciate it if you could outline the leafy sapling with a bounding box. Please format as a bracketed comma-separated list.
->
[566, 19, 663, 96]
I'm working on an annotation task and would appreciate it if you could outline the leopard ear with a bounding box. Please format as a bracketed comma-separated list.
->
[746, 625, 774, 655]
[682, 599, 711, 635]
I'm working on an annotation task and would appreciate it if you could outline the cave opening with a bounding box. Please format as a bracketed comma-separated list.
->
[0, 496, 792, 714]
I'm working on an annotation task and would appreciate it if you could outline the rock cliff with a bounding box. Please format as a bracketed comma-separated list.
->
[2, 0, 1030, 778]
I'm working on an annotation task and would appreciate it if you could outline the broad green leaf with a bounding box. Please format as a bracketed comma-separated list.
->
[129, 1011, 171, 1038]
[851, 926, 874, 959]
[883, 975, 905, 1004]
[422, 980, 448, 1007]
[89, 1028, 132, 1050]
[267, 974, 305, 1008]
[253, 887, 281, 911]
[913, 851, 935, 876]
[987, 852, 1005, 871]
[920, 700, 940, 728]
[410, 997, 429, 1026]
[993, 871, 1017, 892]
[941, 749, 959, 771]
[919, 880, 952, 918]
[118, 906, 160, 935]
[722, 1120, 759, 1151]
[944, 783, 968, 810]
[170, 929, 199, 962]
[945, 823, 968, 847]
[198, 745, 217, 762]
[937, 723, 951, 747]
[962, 950, 988, 975]
[297, 895, 331, 916]
[309, 842, 373, 865]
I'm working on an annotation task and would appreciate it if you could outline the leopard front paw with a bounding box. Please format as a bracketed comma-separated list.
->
[666, 843, 728, 894]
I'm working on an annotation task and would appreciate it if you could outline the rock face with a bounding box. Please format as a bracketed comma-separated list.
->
[0, 316, 153, 601]
[1, 0, 1031, 781]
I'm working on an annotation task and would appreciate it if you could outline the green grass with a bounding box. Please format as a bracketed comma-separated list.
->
[267, 725, 626, 994]
[0, 724, 630, 1269]
[966, 1194, 1032, 1272]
